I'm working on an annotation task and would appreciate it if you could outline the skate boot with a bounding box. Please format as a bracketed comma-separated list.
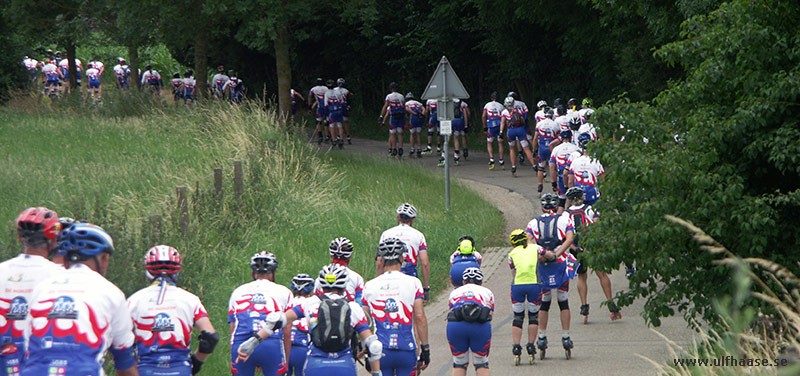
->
[463, 148, 469, 159]
[537, 184, 543, 193]
[499, 159, 505, 170]
[398, 148, 404, 160]
[519, 153, 525, 165]
[392, 148, 398, 159]
[536, 336, 547, 360]
[438, 156, 445, 167]
[526, 343, 536, 364]
[453, 156, 459, 166]
[436, 146, 442, 155]
[388, 148, 393, 157]
[416, 149, 422, 158]
[423, 146, 433, 155]
[338, 139, 344, 150]
[347, 136, 352, 144]
[580, 304, 590, 324]
[325, 135, 332, 144]
[562, 336, 573, 360]
[609, 301, 622, 321]
[552, 182, 558, 192]
[511, 166, 517, 178]
[489, 159, 495, 170]
[512, 344, 522, 366]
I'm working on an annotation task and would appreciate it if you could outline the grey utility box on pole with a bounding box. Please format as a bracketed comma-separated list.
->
[421, 56, 470, 211]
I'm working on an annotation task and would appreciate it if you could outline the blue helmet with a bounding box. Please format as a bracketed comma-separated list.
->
[578, 133, 592, 148]
[559, 129, 573, 140]
[57, 223, 114, 260]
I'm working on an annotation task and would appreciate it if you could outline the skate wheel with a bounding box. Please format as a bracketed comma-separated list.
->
[565, 349, 571, 360]
[583, 315, 588, 325]
[515, 356, 520, 366]
[540, 350, 545, 360]
[529, 356, 535, 365]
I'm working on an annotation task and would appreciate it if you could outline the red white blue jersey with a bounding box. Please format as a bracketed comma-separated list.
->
[579, 108, 594, 123]
[550, 141, 580, 172]
[426, 99, 438, 113]
[89, 61, 104, 75]
[534, 109, 546, 123]
[536, 118, 560, 144]
[141, 70, 161, 85]
[324, 88, 344, 107]
[513, 100, 529, 117]
[569, 155, 604, 187]
[449, 250, 483, 265]
[526, 213, 575, 246]
[288, 296, 311, 347]
[42, 63, 59, 79]
[58, 59, 82, 71]
[309, 85, 328, 107]
[379, 224, 428, 277]
[578, 123, 597, 141]
[361, 271, 423, 351]
[127, 282, 208, 368]
[568, 204, 599, 223]
[85, 68, 100, 81]
[555, 115, 570, 131]
[291, 293, 369, 356]
[182, 77, 196, 89]
[483, 101, 504, 127]
[22, 58, 39, 70]
[0, 254, 62, 369]
[313, 266, 364, 303]
[448, 284, 494, 311]
[406, 100, 424, 117]
[24, 264, 135, 374]
[211, 73, 229, 89]
[171, 78, 183, 91]
[385, 92, 405, 115]
[338, 87, 350, 104]
[227, 280, 292, 344]
[112, 64, 127, 78]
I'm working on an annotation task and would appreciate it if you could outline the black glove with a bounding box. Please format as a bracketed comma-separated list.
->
[483, 126, 488, 131]
[191, 353, 203, 375]
[418, 344, 431, 367]
[498, 133, 504, 141]
[423, 287, 430, 301]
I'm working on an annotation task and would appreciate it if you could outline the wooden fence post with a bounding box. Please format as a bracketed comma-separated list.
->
[234, 161, 243, 202]
[214, 168, 223, 199]
[176, 186, 189, 236]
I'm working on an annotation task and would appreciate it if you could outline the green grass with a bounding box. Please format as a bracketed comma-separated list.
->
[0, 100, 503, 374]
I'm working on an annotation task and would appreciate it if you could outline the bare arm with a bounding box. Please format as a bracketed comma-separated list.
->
[419, 249, 430, 289]
[282, 324, 291, 367]
[116, 366, 139, 376]
[482, 109, 488, 129]
[413, 298, 429, 370]
[555, 231, 574, 259]
[193, 317, 216, 362]
[379, 102, 389, 125]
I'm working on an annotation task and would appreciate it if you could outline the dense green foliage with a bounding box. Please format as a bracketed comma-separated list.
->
[585, 0, 800, 327]
[0, 102, 503, 373]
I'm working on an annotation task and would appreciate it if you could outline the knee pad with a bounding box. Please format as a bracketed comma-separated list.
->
[558, 299, 570, 311]
[512, 302, 526, 314]
[529, 315, 539, 325]
[557, 289, 569, 302]
[428, 129, 435, 136]
[474, 362, 489, 370]
[389, 129, 397, 135]
[453, 353, 469, 368]
[540, 300, 552, 312]
[520, 140, 530, 148]
[537, 160, 546, 169]
[512, 312, 525, 328]
[395, 128, 403, 134]
[527, 302, 541, 316]
[487, 137, 495, 142]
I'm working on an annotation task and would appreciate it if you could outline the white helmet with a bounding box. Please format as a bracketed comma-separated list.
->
[329, 237, 354, 259]
[317, 263, 348, 290]
[504, 97, 515, 107]
[537, 100, 547, 108]
[396, 203, 417, 218]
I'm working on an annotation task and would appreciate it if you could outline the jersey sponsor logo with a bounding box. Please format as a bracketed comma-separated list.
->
[249, 293, 267, 304]
[152, 313, 175, 332]
[47, 296, 78, 320]
[7, 297, 28, 321]
[384, 298, 399, 313]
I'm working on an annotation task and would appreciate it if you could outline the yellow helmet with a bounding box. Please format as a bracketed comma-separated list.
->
[458, 239, 474, 255]
[509, 229, 526, 247]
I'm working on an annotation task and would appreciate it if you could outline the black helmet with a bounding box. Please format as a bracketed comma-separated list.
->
[566, 187, 585, 201]
[228, 69, 236, 76]
[325, 79, 334, 88]
[490, 91, 498, 100]
[315, 77, 323, 85]
[557, 105, 567, 117]
[217, 65, 224, 72]
[389, 82, 398, 91]
[541, 194, 558, 210]
[569, 117, 581, 131]
[173, 72, 180, 78]
[545, 108, 555, 119]
[559, 129, 573, 140]
[554, 98, 563, 107]
[145, 64, 152, 71]
[337, 78, 345, 87]
[568, 98, 578, 108]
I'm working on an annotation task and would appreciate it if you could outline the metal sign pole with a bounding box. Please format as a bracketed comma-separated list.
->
[442, 63, 450, 211]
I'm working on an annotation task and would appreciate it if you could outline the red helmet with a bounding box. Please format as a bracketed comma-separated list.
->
[144, 245, 182, 280]
[16, 207, 60, 246]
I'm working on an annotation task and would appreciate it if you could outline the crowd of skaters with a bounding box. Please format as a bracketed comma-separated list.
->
[21, 51, 245, 104]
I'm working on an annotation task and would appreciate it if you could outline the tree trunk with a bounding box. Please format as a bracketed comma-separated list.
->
[66, 42, 78, 91]
[128, 44, 140, 89]
[194, 28, 208, 99]
[274, 16, 291, 119]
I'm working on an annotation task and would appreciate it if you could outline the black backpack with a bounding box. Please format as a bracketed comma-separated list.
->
[568, 205, 591, 244]
[510, 108, 524, 127]
[312, 295, 353, 352]
[535, 214, 562, 251]
[454, 102, 463, 118]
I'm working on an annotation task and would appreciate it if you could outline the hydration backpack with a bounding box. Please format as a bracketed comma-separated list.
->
[311, 295, 353, 353]
[454, 102, 463, 118]
[510, 109, 524, 127]
[535, 214, 562, 251]
[568, 205, 591, 245]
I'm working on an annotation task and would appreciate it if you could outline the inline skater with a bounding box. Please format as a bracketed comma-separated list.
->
[336, 78, 354, 144]
[287, 274, 314, 376]
[405, 92, 425, 158]
[324, 83, 346, 149]
[141, 65, 163, 95]
[379, 82, 405, 159]
[308, 78, 329, 144]
[526, 194, 576, 360]
[85, 62, 102, 102]
[363, 239, 430, 376]
[507, 229, 544, 365]
[228, 252, 293, 376]
[550, 130, 580, 212]
[438, 98, 469, 166]
[568, 134, 604, 206]
[423, 98, 441, 155]
[0, 208, 63, 376]
[499, 96, 536, 178]
[446, 267, 494, 375]
[509, 92, 530, 165]
[127, 245, 219, 375]
[533, 107, 561, 193]
[377, 203, 430, 300]
[170, 73, 183, 103]
[483, 92, 505, 170]
[41, 59, 62, 97]
[211, 66, 229, 99]
[181, 71, 196, 104]
[113, 58, 130, 89]
[238, 264, 383, 376]
[22, 56, 39, 88]
[223, 71, 244, 104]
[534, 100, 548, 124]
[313, 237, 365, 302]
[22, 223, 138, 376]
[565, 187, 621, 323]
[449, 236, 482, 287]
[290, 88, 306, 116]
[58, 56, 82, 88]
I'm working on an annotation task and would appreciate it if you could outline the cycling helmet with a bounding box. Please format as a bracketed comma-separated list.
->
[545, 108, 555, 119]
[565, 187, 585, 201]
[120, 58, 126, 64]
[326, 79, 334, 88]
[173, 72, 180, 78]
[569, 117, 582, 131]
[87, 62, 94, 69]
[229, 69, 236, 76]
[145, 64, 152, 71]
[490, 91, 498, 100]
[144, 245, 182, 281]
[291, 273, 315, 295]
[583, 109, 594, 122]
[578, 133, 592, 149]
[389, 82, 398, 91]
[16, 207, 61, 246]
[396, 203, 417, 219]
[509, 229, 527, 247]
[46, 49, 53, 55]
[509, 91, 520, 100]
[553, 98, 562, 107]
[55, 51, 62, 58]
[329, 237, 354, 259]
[582, 98, 593, 107]
[559, 129, 573, 140]
[250, 251, 278, 274]
[504, 96, 515, 107]
[541, 193, 559, 210]
[377, 238, 406, 261]
[568, 98, 578, 108]
[457, 239, 475, 255]
[537, 100, 547, 108]
[462, 267, 484, 284]
[315, 77, 323, 85]
[318, 264, 348, 290]
[337, 78, 345, 87]
[458, 235, 475, 246]
[405, 92, 415, 100]
[57, 223, 114, 261]
[59, 217, 78, 232]
[217, 65, 224, 72]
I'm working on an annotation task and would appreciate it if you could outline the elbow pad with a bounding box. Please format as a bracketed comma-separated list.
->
[263, 311, 287, 331]
[365, 334, 383, 362]
[198, 330, 219, 354]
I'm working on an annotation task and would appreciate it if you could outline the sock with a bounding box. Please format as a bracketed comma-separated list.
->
[538, 330, 546, 338]
[562, 331, 570, 339]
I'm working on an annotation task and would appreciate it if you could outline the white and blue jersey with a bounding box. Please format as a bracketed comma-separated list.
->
[85, 68, 101, 89]
[406, 100, 424, 128]
[379, 224, 428, 278]
[569, 154, 604, 206]
[23, 264, 136, 376]
[550, 141, 580, 196]
[127, 280, 209, 373]
[309, 85, 328, 120]
[313, 266, 364, 303]
[449, 251, 483, 287]
[385, 92, 405, 128]
[0, 254, 62, 376]
[426, 99, 439, 128]
[211, 73, 229, 97]
[324, 88, 345, 123]
[42, 63, 60, 86]
[483, 101, 504, 128]
[446, 284, 494, 367]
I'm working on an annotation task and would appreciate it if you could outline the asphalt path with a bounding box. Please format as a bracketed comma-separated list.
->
[320, 135, 695, 375]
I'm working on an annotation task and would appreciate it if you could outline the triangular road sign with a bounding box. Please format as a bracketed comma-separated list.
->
[421, 56, 469, 100]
